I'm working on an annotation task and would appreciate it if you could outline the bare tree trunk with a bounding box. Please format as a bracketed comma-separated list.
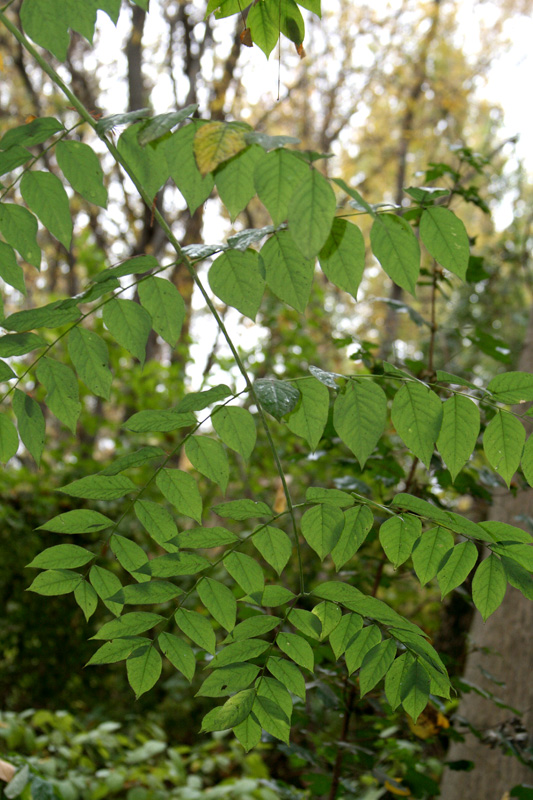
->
[440, 304, 533, 799]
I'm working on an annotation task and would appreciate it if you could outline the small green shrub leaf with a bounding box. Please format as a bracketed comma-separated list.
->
[385, 652, 415, 710]
[334, 379, 387, 467]
[318, 218, 365, 298]
[208, 250, 265, 320]
[197, 663, 259, 697]
[0, 241, 26, 294]
[286, 376, 329, 451]
[254, 378, 300, 421]
[329, 613, 364, 659]
[379, 514, 422, 568]
[401, 660, 431, 721]
[260, 231, 314, 312]
[210, 639, 270, 669]
[185, 435, 229, 492]
[27, 544, 94, 569]
[301, 504, 344, 560]
[176, 526, 238, 548]
[56, 140, 107, 207]
[391, 383, 443, 467]
[92, 612, 164, 640]
[253, 526, 292, 576]
[276, 631, 314, 671]
[20, 171, 72, 249]
[117, 123, 169, 199]
[288, 169, 336, 259]
[0, 203, 40, 267]
[175, 608, 216, 654]
[127, 645, 162, 698]
[419, 207, 469, 279]
[28, 569, 82, 596]
[488, 371, 533, 404]
[212, 499, 273, 520]
[68, 328, 112, 400]
[103, 298, 152, 365]
[437, 541, 478, 597]
[370, 214, 420, 295]
[215, 145, 265, 220]
[36, 357, 81, 433]
[437, 394, 480, 480]
[254, 148, 308, 225]
[74, 581, 98, 621]
[472, 554, 507, 620]
[138, 277, 185, 347]
[267, 656, 306, 699]
[158, 632, 196, 682]
[288, 608, 322, 640]
[212, 406, 256, 459]
[0, 415, 19, 463]
[165, 121, 215, 214]
[60, 475, 136, 500]
[134, 500, 178, 546]
[197, 577, 237, 632]
[331, 505, 374, 570]
[483, 410, 525, 486]
[359, 639, 397, 696]
[412, 527, 454, 585]
[89, 565, 124, 617]
[345, 625, 381, 674]
[156, 469, 203, 523]
[13, 389, 45, 465]
[224, 552, 264, 598]
[201, 688, 255, 732]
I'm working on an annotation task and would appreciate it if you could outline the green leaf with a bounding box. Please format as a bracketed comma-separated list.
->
[212, 405, 256, 460]
[144, 552, 209, 578]
[0, 241, 26, 294]
[137, 277, 185, 347]
[0, 145, 32, 177]
[0, 332, 46, 357]
[412, 527, 454, 585]
[20, 171, 72, 249]
[177, 526, 238, 548]
[225, 615, 282, 643]
[134, 500, 178, 547]
[261, 585, 295, 606]
[117, 581, 181, 605]
[522, 434, 533, 488]
[27, 568, 81, 596]
[95, 255, 158, 282]
[385, 652, 415, 710]
[215, 145, 265, 220]
[253, 526, 292, 576]
[212, 499, 273, 520]
[123, 409, 195, 433]
[334, 379, 387, 467]
[391, 383, 443, 467]
[501, 556, 533, 601]
[437, 394, 480, 480]
[20, 0, 101, 60]
[391, 493, 493, 542]
[99, 446, 164, 476]
[197, 577, 236, 632]
[208, 250, 265, 321]
[60, 474, 135, 500]
[175, 608, 216, 654]
[87, 637, 148, 666]
[379, 514, 422, 568]
[257, 676, 293, 719]
[27, 544, 93, 569]
[276, 631, 314, 671]
[0, 203, 40, 267]
[279, 0, 305, 43]
[419, 207, 469, 279]
[359, 639, 397, 695]
[301, 504, 344, 560]
[165, 121, 215, 214]
[56, 140, 107, 207]
[401, 660, 431, 721]
[36, 357, 81, 433]
[471, 554, 507, 620]
[288, 169, 336, 259]
[227, 225, 274, 251]
[288, 608, 321, 640]
[0, 414, 18, 463]
[267, 656, 306, 699]
[233, 715, 262, 752]
[117, 123, 169, 199]
[194, 121, 249, 175]
[247, 0, 278, 56]
[158, 632, 196, 682]
[306, 487, 354, 507]
[0, 360, 16, 381]
[331, 505, 374, 570]
[390, 630, 449, 697]
[437, 541, 478, 597]
[479, 520, 532, 544]
[103, 298, 152, 365]
[127, 645, 162, 698]
[209, 639, 270, 669]
[197, 663, 259, 697]
[13, 388, 45, 465]
[156, 469, 203, 524]
[95, 109, 151, 135]
[329, 613, 364, 659]
[74, 580, 98, 621]
[176, 384, 232, 412]
[345, 625, 381, 675]
[488, 371, 533, 404]
[370, 214, 420, 295]
[483, 410, 525, 487]
[254, 378, 300, 420]
[252, 695, 290, 743]
[201, 689, 255, 732]
[0, 117, 63, 149]
[68, 328, 112, 399]
[286, 376, 329, 451]
[137, 106, 198, 145]
[318, 218, 365, 299]
[260, 231, 315, 312]
[491, 543, 533, 572]
[224, 551, 264, 598]
[254, 149, 308, 225]
[110, 534, 149, 574]
[2, 300, 80, 332]
[92, 612, 164, 640]
[312, 601, 342, 641]
[89, 565, 123, 617]
[185, 435, 229, 492]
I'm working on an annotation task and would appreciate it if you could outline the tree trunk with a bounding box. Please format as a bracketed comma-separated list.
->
[439, 304, 533, 799]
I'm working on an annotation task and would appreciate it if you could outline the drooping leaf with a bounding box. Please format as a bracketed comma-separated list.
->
[312, 601, 342, 641]
[483, 410, 525, 487]
[391, 383, 443, 467]
[60, 474, 135, 500]
[437, 541, 478, 597]
[267, 656, 306, 699]
[13, 388, 45, 465]
[158, 632, 196, 682]
[0, 203, 40, 268]
[74, 580, 98, 621]
[379, 514, 422, 569]
[471, 554, 507, 620]
[164, 121, 215, 214]
[359, 639, 397, 696]
[233, 715, 262, 752]
[0, 415, 19, 464]
[254, 378, 300, 420]
[391, 493, 493, 542]
[401, 660, 431, 722]
[370, 214, 420, 295]
[156, 469, 203, 523]
[197, 663, 259, 697]
[126, 645, 162, 698]
[200, 689, 255, 732]
[345, 625, 382, 675]
[36, 357, 81, 433]
[412, 527, 454, 586]
[437, 394, 480, 480]
[212, 405, 257, 459]
[0, 241, 26, 294]
[385, 652, 415, 710]
[103, 298, 152, 365]
[224, 551, 264, 599]
[0, 145, 32, 177]
[89, 565, 123, 617]
[288, 169, 336, 259]
[276, 631, 314, 671]
[197, 577, 236, 632]
[260, 231, 315, 312]
[253, 526, 292, 576]
[286, 376, 329, 451]
[215, 145, 265, 220]
[306, 487, 354, 507]
[208, 249, 265, 320]
[247, 0, 279, 56]
[117, 581, 181, 605]
[28, 568, 82, 596]
[20, 171, 72, 249]
[329, 613, 364, 659]
[175, 608, 216, 654]
[522, 434, 533, 488]
[331, 505, 374, 570]
[256, 676, 293, 720]
[68, 328, 112, 399]
[138, 276, 185, 347]
[117, 123, 169, 199]
[419, 207, 469, 279]
[279, 0, 305, 43]
[193, 122, 249, 176]
[56, 140, 107, 207]
[252, 695, 290, 743]
[27, 544, 94, 569]
[185, 435, 230, 492]
[301, 504, 344, 560]
[318, 218, 365, 299]
[254, 149, 309, 225]
[334, 379, 387, 467]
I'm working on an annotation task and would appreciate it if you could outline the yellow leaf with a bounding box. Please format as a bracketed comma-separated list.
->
[193, 122, 248, 176]
[384, 779, 411, 796]
[407, 705, 449, 739]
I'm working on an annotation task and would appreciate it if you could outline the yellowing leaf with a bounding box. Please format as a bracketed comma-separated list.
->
[193, 122, 248, 176]
[384, 779, 411, 796]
